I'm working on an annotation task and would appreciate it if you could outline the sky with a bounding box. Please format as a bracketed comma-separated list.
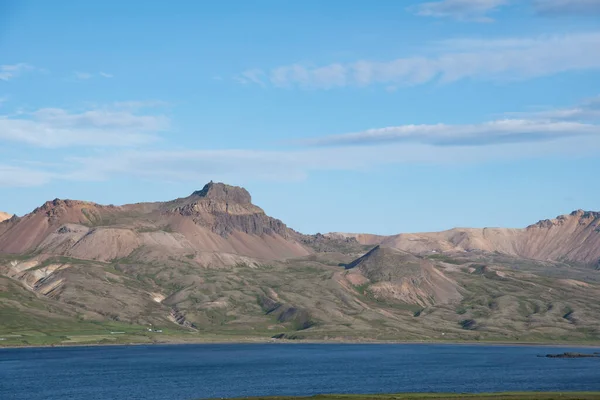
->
[1, 0, 600, 235]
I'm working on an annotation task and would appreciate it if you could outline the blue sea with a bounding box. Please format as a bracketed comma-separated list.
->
[1, 343, 599, 400]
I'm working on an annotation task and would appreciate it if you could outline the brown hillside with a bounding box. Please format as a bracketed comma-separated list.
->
[331, 210, 600, 266]
[344, 245, 462, 307]
[0, 182, 311, 263]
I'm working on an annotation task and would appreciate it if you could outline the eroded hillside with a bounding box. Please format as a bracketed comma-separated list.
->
[1, 183, 600, 346]
[330, 210, 600, 266]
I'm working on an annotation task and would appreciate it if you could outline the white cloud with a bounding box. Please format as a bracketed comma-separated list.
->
[299, 120, 598, 147]
[0, 105, 168, 148]
[74, 71, 93, 80]
[235, 69, 266, 86]
[111, 100, 169, 110]
[48, 132, 600, 187]
[507, 95, 600, 121]
[0, 165, 55, 187]
[74, 71, 114, 80]
[0, 63, 34, 81]
[3, 123, 600, 188]
[3, 96, 600, 188]
[411, 0, 509, 22]
[534, 0, 600, 15]
[238, 32, 600, 89]
[300, 96, 600, 147]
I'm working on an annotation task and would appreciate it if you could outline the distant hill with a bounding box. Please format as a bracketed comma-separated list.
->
[329, 210, 600, 266]
[344, 245, 462, 307]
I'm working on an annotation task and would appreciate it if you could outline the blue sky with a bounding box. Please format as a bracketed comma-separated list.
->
[1, 0, 600, 235]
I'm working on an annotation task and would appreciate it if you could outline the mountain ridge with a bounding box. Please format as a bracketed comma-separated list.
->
[0, 182, 311, 262]
[2, 183, 599, 265]
[328, 209, 600, 266]
[2, 182, 600, 346]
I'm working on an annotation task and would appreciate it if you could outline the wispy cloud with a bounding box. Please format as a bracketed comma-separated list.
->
[534, 0, 600, 16]
[300, 96, 600, 147]
[0, 63, 35, 81]
[507, 95, 600, 121]
[47, 131, 600, 187]
[3, 123, 600, 188]
[298, 120, 597, 147]
[111, 100, 169, 110]
[3, 96, 600, 188]
[410, 0, 509, 22]
[74, 71, 93, 80]
[0, 164, 55, 187]
[235, 69, 265, 86]
[0, 103, 169, 148]
[237, 32, 600, 89]
[74, 71, 114, 80]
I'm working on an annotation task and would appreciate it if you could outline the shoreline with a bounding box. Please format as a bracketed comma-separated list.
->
[3, 337, 600, 350]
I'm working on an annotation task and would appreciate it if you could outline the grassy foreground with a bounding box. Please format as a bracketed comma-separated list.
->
[206, 394, 600, 400]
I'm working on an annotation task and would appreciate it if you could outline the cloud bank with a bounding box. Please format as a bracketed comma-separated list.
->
[534, 0, 600, 16]
[237, 32, 600, 89]
[0, 105, 168, 148]
[411, 0, 509, 22]
[0, 63, 34, 81]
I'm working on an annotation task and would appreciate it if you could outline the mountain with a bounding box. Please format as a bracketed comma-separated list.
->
[0, 181, 310, 263]
[1, 182, 600, 347]
[329, 210, 600, 266]
[0, 212, 12, 223]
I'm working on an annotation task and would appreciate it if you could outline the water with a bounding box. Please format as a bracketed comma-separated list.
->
[1, 343, 599, 400]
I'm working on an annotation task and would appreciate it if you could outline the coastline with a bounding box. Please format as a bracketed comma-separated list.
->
[3, 337, 600, 350]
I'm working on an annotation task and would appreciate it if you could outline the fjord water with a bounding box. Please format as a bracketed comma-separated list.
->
[1, 344, 599, 400]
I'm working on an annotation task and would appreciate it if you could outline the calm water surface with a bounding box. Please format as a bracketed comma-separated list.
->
[1, 343, 599, 400]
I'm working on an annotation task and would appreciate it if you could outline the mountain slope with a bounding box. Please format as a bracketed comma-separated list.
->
[0, 182, 311, 263]
[2, 185, 600, 346]
[329, 210, 600, 266]
[344, 246, 462, 307]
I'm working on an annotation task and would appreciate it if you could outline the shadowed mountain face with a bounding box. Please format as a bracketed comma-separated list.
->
[1, 182, 600, 346]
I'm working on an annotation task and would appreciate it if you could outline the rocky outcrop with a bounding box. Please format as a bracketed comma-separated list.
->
[167, 182, 294, 238]
[299, 232, 365, 253]
[169, 308, 197, 330]
[258, 294, 315, 331]
[543, 352, 600, 358]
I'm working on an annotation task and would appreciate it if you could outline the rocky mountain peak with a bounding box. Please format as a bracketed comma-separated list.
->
[529, 210, 600, 229]
[569, 209, 600, 219]
[191, 181, 252, 204]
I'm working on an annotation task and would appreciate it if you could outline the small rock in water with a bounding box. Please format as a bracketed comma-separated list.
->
[542, 352, 600, 358]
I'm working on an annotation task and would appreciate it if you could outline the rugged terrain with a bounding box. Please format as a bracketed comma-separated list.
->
[1, 182, 600, 346]
[328, 210, 600, 266]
